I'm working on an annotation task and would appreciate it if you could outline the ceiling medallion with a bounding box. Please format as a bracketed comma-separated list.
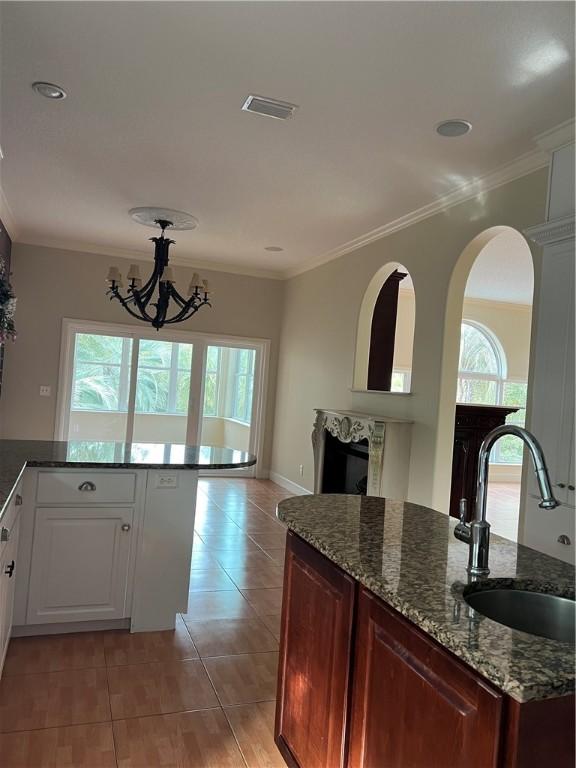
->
[106, 218, 211, 330]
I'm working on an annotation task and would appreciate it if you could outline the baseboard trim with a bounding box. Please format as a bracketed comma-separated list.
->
[269, 471, 310, 496]
[12, 618, 130, 637]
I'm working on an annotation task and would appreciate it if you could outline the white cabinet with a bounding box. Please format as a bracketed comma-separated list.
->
[0, 488, 22, 673]
[26, 507, 134, 624]
[524, 143, 575, 563]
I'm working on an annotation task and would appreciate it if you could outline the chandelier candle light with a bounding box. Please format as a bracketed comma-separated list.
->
[106, 218, 211, 330]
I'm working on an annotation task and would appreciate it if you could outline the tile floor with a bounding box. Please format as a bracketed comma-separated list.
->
[0, 478, 292, 768]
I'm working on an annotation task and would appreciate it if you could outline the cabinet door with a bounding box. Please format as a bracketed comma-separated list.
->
[527, 243, 575, 507]
[275, 532, 356, 768]
[348, 588, 503, 768]
[0, 515, 20, 674]
[27, 507, 133, 624]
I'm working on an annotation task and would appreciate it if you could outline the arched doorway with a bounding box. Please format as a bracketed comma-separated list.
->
[353, 262, 415, 392]
[435, 227, 534, 539]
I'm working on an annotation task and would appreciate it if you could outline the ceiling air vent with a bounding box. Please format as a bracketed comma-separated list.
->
[242, 94, 298, 120]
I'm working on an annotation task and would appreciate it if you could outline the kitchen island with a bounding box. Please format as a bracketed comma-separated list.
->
[275, 494, 575, 768]
[0, 440, 255, 674]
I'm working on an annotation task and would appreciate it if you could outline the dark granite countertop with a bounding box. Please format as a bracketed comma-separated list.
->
[0, 439, 256, 521]
[277, 494, 575, 703]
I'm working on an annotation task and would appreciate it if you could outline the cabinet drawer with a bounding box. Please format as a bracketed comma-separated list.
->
[0, 484, 23, 560]
[37, 472, 136, 504]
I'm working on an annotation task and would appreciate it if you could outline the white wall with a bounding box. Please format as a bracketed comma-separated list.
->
[270, 169, 547, 510]
[0, 243, 283, 471]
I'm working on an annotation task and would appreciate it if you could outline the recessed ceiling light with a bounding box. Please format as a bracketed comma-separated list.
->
[129, 207, 198, 230]
[265, 246, 284, 252]
[435, 119, 472, 137]
[242, 95, 298, 120]
[32, 81, 67, 100]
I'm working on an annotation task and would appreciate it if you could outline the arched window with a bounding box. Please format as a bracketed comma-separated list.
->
[457, 322, 505, 404]
[457, 321, 527, 464]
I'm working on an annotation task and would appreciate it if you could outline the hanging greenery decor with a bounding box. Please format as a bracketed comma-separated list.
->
[0, 260, 17, 343]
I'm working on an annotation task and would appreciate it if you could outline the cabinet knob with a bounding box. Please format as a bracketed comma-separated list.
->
[15, 494, 22, 506]
[4, 560, 15, 578]
[556, 483, 566, 489]
[78, 481, 96, 492]
[0, 527, 9, 543]
[568, 485, 575, 492]
[557, 535, 571, 546]
[121, 523, 131, 532]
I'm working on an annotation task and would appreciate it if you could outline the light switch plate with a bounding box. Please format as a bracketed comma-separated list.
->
[155, 473, 179, 489]
[39, 385, 51, 397]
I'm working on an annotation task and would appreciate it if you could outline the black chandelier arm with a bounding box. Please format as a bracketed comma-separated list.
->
[108, 288, 155, 323]
[163, 298, 211, 325]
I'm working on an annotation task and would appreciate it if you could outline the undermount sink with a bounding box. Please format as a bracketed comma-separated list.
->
[464, 588, 575, 644]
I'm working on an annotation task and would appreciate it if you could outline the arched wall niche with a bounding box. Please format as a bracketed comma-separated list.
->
[353, 261, 416, 392]
[432, 225, 534, 511]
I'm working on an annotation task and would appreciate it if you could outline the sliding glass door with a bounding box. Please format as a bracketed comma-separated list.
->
[59, 321, 268, 475]
[200, 345, 255, 454]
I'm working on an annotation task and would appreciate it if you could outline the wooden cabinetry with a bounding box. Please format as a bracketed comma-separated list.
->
[275, 531, 356, 768]
[276, 532, 575, 768]
[26, 506, 134, 624]
[348, 588, 503, 768]
[449, 404, 518, 520]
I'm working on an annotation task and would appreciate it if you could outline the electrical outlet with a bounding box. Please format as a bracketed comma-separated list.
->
[155, 473, 178, 489]
[39, 385, 51, 397]
[299, 464, 304, 477]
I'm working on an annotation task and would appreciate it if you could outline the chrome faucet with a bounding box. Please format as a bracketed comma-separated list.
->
[454, 425, 560, 576]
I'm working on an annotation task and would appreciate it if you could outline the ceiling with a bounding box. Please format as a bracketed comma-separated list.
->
[0, 2, 574, 277]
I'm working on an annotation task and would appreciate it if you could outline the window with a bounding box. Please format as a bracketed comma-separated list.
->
[232, 349, 255, 422]
[457, 322, 527, 465]
[203, 346, 221, 417]
[135, 340, 193, 414]
[72, 334, 132, 412]
[202, 346, 256, 424]
[391, 369, 411, 393]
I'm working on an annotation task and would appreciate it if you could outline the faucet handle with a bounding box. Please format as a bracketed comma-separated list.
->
[459, 498, 468, 524]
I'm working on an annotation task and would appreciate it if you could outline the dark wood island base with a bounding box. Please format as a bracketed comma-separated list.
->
[275, 532, 575, 768]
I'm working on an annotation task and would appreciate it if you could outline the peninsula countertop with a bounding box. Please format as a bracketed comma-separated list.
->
[0, 439, 256, 520]
[277, 493, 575, 703]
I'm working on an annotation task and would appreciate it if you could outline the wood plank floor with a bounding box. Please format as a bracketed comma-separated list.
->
[0, 478, 291, 768]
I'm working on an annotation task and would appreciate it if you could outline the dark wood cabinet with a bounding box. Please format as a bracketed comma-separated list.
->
[450, 404, 518, 520]
[348, 588, 503, 768]
[275, 531, 356, 768]
[276, 532, 575, 768]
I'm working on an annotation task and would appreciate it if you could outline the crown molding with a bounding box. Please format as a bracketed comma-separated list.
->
[282, 146, 549, 279]
[0, 182, 19, 241]
[524, 215, 575, 246]
[534, 119, 575, 154]
[16, 236, 283, 280]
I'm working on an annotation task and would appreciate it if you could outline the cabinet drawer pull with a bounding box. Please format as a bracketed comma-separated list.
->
[568, 485, 575, 492]
[4, 560, 15, 578]
[121, 523, 131, 532]
[15, 494, 23, 506]
[0, 527, 9, 543]
[556, 483, 566, 489]
[557, 535, 572, 546]
[78, 481, 97, 492]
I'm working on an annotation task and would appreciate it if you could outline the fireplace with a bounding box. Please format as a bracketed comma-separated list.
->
[312, 409, 412, 499]
[322, 432, 369, 495]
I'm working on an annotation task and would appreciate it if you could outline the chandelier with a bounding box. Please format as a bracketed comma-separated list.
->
[106, 218, 211, 330]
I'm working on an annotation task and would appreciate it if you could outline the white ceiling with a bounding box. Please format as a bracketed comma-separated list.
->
[0, 1, 574, 277]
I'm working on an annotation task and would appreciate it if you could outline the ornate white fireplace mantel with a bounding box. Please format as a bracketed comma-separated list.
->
[312, 409, 413, 499]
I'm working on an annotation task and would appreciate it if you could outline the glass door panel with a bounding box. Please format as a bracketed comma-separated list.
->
[200, 345, 256, 453]
[132, 339, 193, 444]
[68, 333, 133, 442]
